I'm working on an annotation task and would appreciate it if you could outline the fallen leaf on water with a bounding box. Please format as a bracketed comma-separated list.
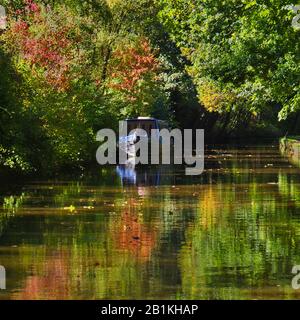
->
[63, 205, 76, 213]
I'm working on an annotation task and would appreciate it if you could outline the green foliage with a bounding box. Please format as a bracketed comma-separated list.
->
[1, 192, 25, 236]
[158, 0, 300, 122]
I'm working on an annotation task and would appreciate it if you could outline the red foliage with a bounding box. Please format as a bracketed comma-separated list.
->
[13, 20, 28, 33]
[109, 39, 159, 100]
[10, 2, 73, 91]
[13, 250, 71, 300]
[116, 203, 157, 262]
[22, 0, 40, 13]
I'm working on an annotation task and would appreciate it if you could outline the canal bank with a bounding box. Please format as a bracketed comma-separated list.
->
[280, 136, 300, 167]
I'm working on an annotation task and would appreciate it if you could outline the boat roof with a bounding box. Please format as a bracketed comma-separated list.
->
[125, 117, 162, 121]
[124, 117, 167, 123]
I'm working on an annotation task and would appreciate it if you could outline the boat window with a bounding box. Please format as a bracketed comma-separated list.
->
[126, 120, 157, 136]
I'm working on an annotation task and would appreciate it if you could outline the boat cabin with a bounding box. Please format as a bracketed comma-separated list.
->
[122, 117, 169, 137]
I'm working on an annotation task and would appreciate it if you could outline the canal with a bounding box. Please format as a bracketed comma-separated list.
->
[1, 143, 300, 299]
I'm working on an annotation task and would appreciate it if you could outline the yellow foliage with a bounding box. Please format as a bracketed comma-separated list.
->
[198, 81, 235, 113]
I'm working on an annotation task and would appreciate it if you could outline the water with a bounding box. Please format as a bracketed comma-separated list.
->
[1, 144, 300, 300]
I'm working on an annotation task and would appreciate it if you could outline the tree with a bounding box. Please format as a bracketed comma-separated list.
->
[0, 0, 178, 172]
[158, 0, 300, 130]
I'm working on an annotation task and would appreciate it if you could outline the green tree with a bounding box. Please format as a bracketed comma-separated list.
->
[158, 0, 300, 132]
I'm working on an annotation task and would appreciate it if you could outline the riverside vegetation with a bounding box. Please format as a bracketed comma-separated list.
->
[0, 0, 299, 175]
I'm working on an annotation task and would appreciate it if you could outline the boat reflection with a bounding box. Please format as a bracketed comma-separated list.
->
[116, 165, 171, 187]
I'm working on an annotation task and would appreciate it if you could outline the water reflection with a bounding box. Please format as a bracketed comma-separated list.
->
[1, 145, 300, 299]
[116, 165, 179, 187]
[116, 166, 137, 185]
